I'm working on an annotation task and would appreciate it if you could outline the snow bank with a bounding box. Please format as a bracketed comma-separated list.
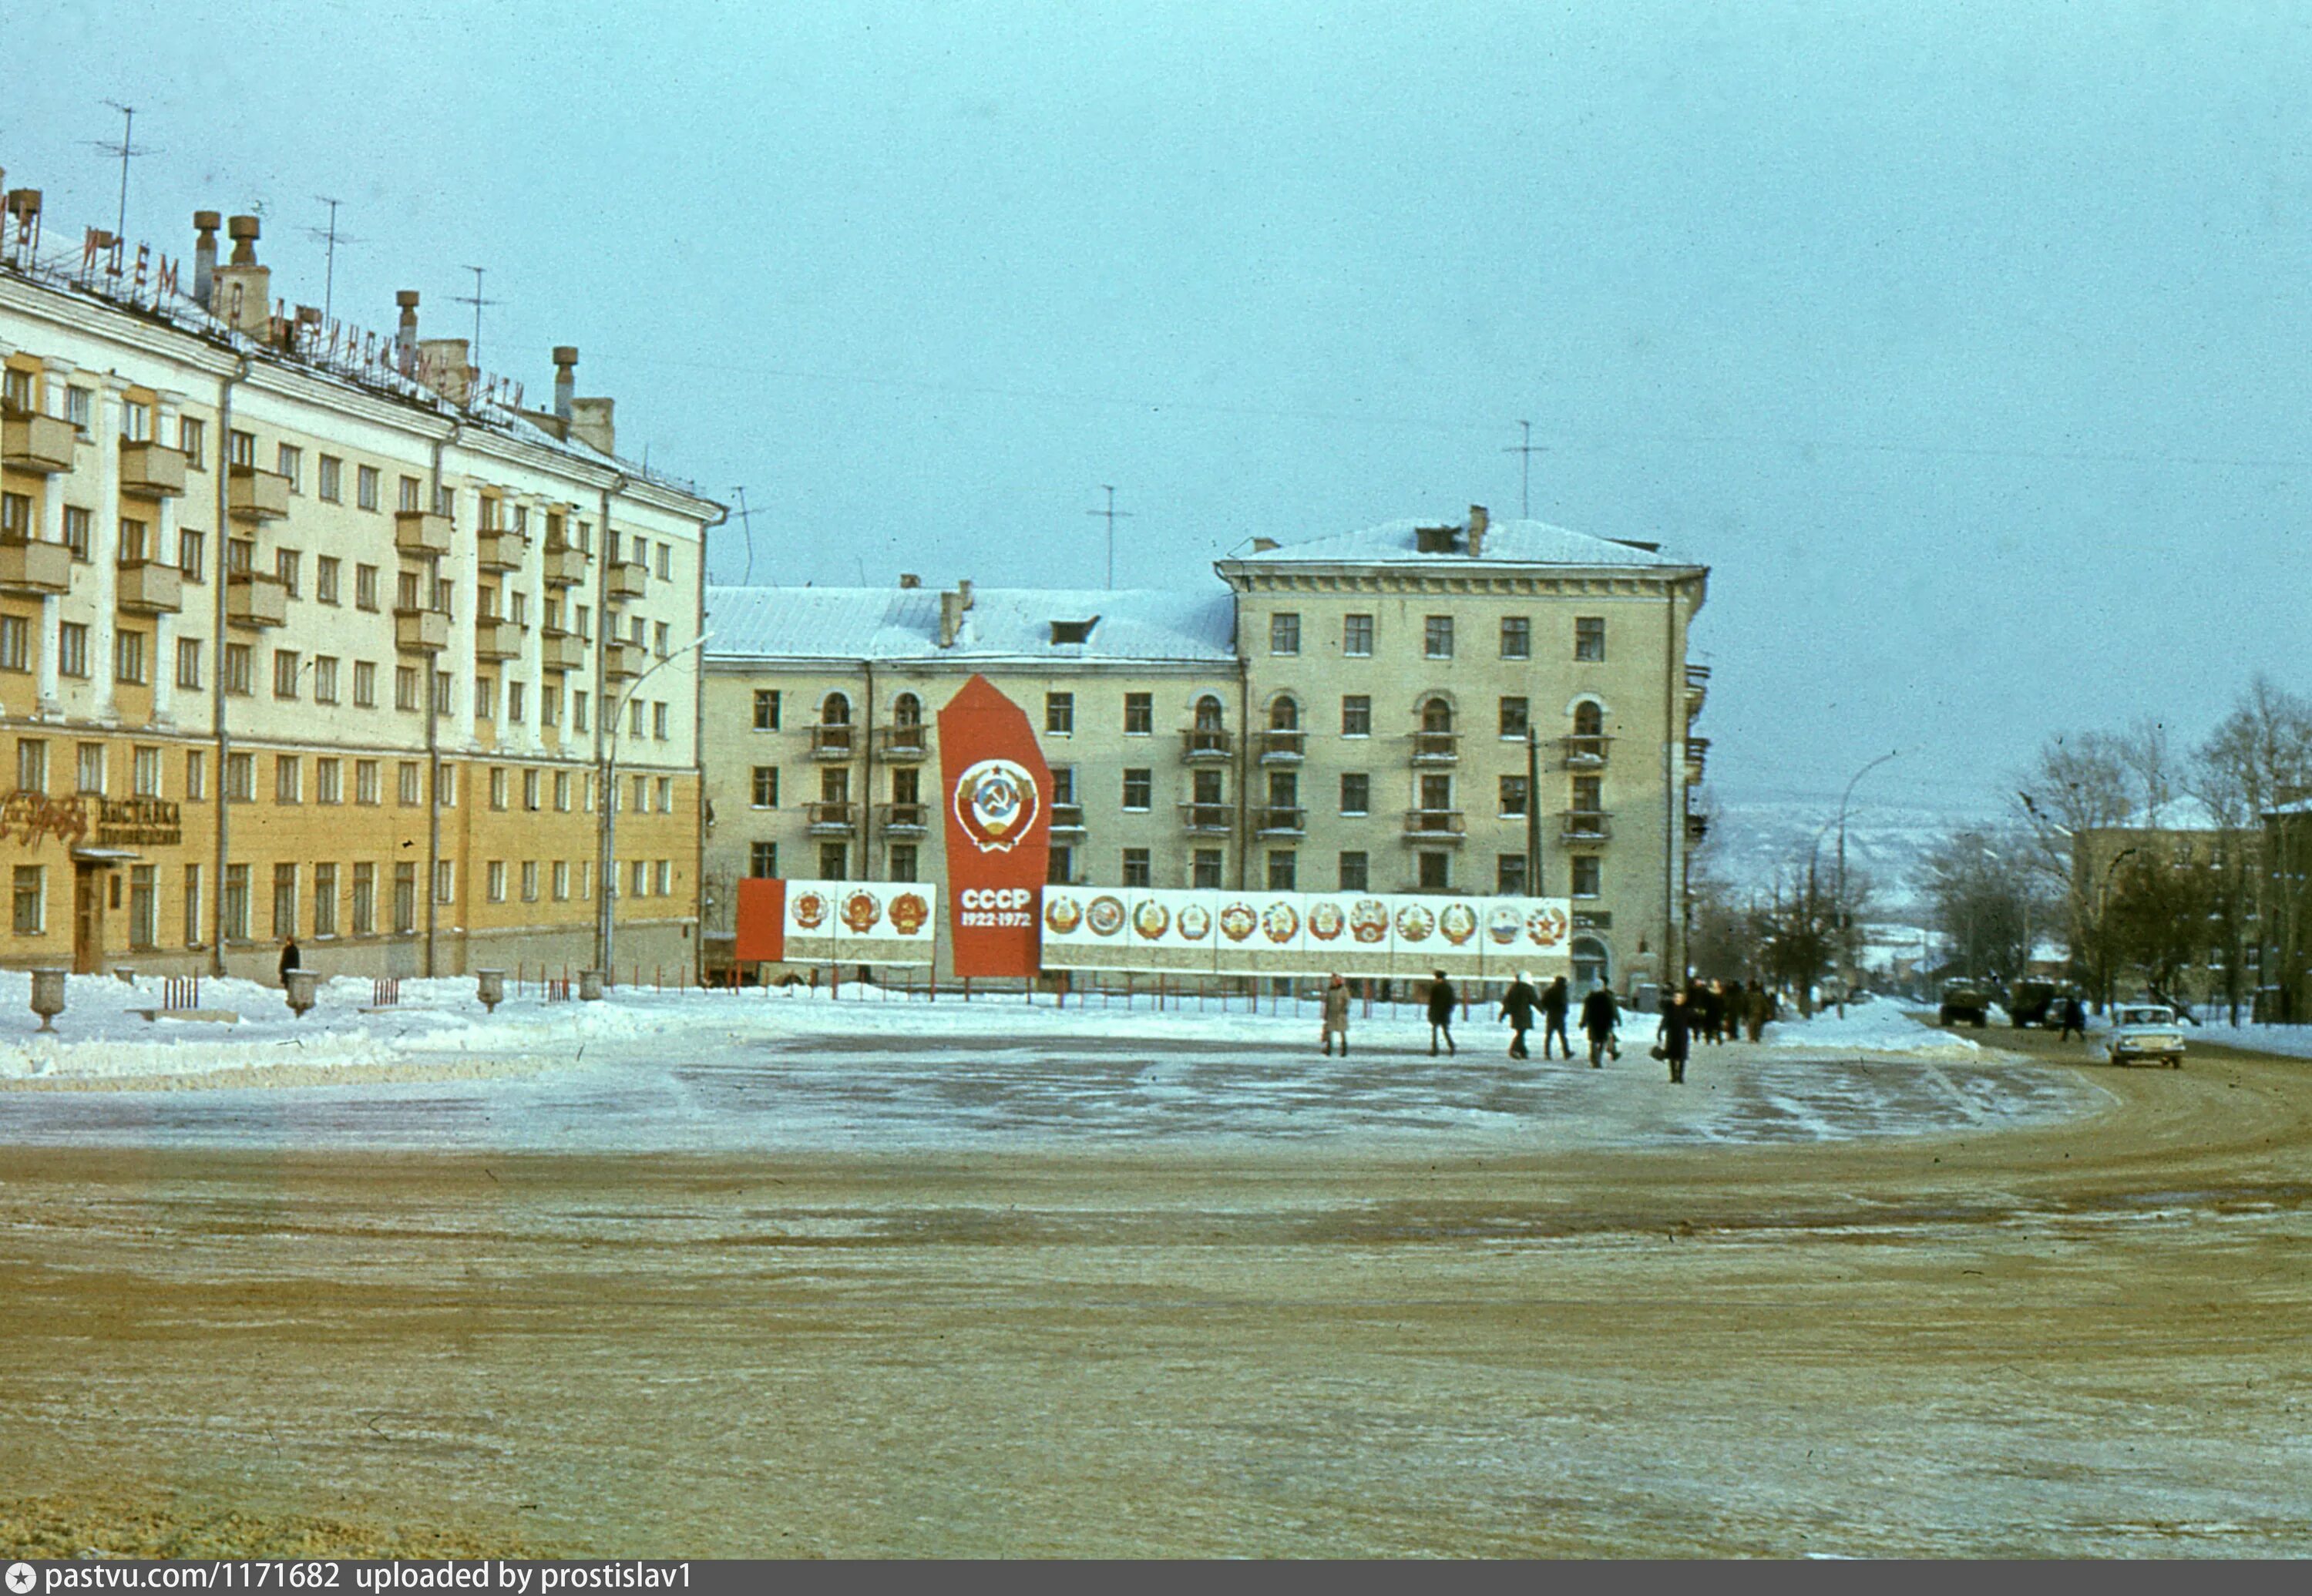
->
[1759, 996, 1991, 1059]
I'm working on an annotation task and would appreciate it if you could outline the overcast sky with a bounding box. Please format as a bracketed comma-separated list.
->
[13, 2, 2309, 822]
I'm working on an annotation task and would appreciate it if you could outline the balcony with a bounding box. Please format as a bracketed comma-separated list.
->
[606, 559, 647, 603]
[1685, 663, 1710, 716]
[115, 559, 183, 615]
[1412, 731, 1459, 764]
[1254, 805, 1306, 837]
[1258, 729, 1306, 764]
[1403, 808, 1467, 842]
[879, 801, 929, 838]
[476, 529, 526, 572]
[878, 724, 929, 761]
[1561, 808, 1614, 842]
[602, 640, 643, 681]
[1561, 734, 1611, 768]
[808, 724, 855, 760]
[1181, 727, 1232, 761]
[1048, 803, 1087, 838]
[2, 408, 76, 473]
[394, 606, 449, 654]
[394, 509, 452, 558]
[117, 440, 187, 499]
[540, 627, 586, 673]
[1685, 737, 1709, 781]
[805, 801, 858, 836]
[227, 571, 288, 629]
[475, 616, 526, 661]
[542, 543, 587, 587]
[1178, 801, 1232, 835]
[0, 538, 72, 595]
[227, 465, 291, 522]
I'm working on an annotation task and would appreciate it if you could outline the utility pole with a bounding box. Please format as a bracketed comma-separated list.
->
[1503, 420, 1544, 519]
[1086, 485, 1133, 590]
[1834, 749, 1900, 1017]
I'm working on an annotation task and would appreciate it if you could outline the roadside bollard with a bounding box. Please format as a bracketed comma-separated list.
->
[476, 969, 506, 1014]
[284, 969, 321, 1018]
[578, 969, 604, 1001]
[29, 968, 66, 1033]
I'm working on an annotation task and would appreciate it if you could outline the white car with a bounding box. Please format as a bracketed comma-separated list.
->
[2105, 1004, 2186, 1069]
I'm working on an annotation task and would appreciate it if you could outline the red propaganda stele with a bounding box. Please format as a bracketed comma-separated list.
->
[938, 674, 1053, 977]
[733, 877, 787, 964]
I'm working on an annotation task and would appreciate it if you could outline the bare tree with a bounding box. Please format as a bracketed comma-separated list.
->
[1920, 825, 2055, 988]
[2196, 675, 2312, 1020]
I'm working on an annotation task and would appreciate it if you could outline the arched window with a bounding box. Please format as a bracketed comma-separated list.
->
[892, 692, 922, 727]
[1573, 701, 1603, 738]
[820, 692, 851, 725]
[1195, 694, 1225, 731]
[1571, 936, 1611, 994]
[1420, 697, 1453, 734]
[1269, 696, 1300, 731]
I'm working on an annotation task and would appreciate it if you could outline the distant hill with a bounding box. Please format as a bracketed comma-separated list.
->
[1695, 783, 1995, 925]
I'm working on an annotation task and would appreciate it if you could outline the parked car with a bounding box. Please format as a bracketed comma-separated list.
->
[1938, 977, 1992, 1028]
[2105, 1003, 2186, 1068]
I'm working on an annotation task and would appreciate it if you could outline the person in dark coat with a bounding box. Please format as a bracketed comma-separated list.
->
[1580, 982, 1620, 1068]
[1499, 971, 1539, 1059]
[1702, 979, 1729, 1045]
[277, 936, 301, 986]
[1321, 974, 1351, 1057]
[1426, 971, 1458, 1057]
[2058, 994, 2087, 1042]
[1657, 990, 1692, 1084]
[1744, 978, 1771, 1043]
[1541, 975, 1572, 1059]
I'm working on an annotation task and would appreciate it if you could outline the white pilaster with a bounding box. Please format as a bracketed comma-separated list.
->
[150, 391, 184, 727]
[89, 375, 129, 724]
[35, 358, 72, 717]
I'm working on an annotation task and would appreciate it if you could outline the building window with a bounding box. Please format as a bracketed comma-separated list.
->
[114, 630, 146, 685]
[437, 763, 456, 808]
[353, 661, 377, 707]
[1122, 848, 1152, 888]
[1339, 772, 1369, 816]
[1045, 692, 1074, 735]
[1338, 851, 1369, 891]
[273, 649, 301, 700]
[183, 863, 202, 945]
[129, 864, 157, 949]
[179, 416, 207, 469]
[654, 859, 673, 896]
[1500, 617, 1531, 660]
[351, 862, 376, 935]
[120, 400, 152, 442]
[1343, 613, 1373, 657]
[223, 863, 251, 942]
[314, 657, 338, 704]
[176, 638, 202, 689]
[63, 507, 90, 561]
[276, 444, 302, 492]
[507, 681, 526, 724]
[656, 776, 674, 814]
[355, 563, 379, 610]
[119, 516, 150, 562]
[1574, 617, 1605, 662]
[489, 767, 509, 811]
[1418, 852, 1450, 891]
[133, 745, 163, 798]
[1124, 692, 1153, 735]
[749, 842, 778, 879]
[1193, 848, 1224, 889]
[476, 677, 495, 721]
[395, 666, 420, 711]
[654, 701, 669, 741]
[1497, 855, 1528, 895]
[57, 622, 88, 678]
[227, 428, 254, 469]
[434, 860, 455, 906]
[1499, 697, 1528, 738]
[554, 771, 572, 811]
[1424, 616, 1454, 659]
[12, 865, 44, 935]
[224, 643, 253, 696]
[225, 753, 254, 801]
[398, 475, 422, 513]
[184, 750, 205, 801]
[1270, 612, 1301, 655]
[0, 491, 25, 540]
[1047, 846, 1074, 885]
[1571, 855, 1602, 898]
[15, 739, 47, 794]
[64, 388, 92, 430]
[553, 860, 572, 901]
[1341, 695, 1371, 737]
[177, 528, 203, 580]
[523, 769, 542, 811]
[521, 861, 539, 902]
[274, 755, 301, 805]
[227, 538, 252, 575]
[882, 843, 916, 883]
[316, 556, 341, 605]
[433, 671, 455, 716]
[314, 863, 338, 936]
[398, 761, 422, 806]
[753, 690, 781, 730]
[355, 760, 380, 805]
[393, 862, 417, 933]
[73, 741, 104, 795]
[1122, 768, 1152, 811]
[1266, 850, 1297, 891]
[0, 616, 28, 673]
[316, 758, 341, 805]
[817, 842, 848, 879]
[486, 861, 507, 903]
[1500, 774, 1530, 817]
[356, 465, 380, 511]
[318, 455, 342, 502]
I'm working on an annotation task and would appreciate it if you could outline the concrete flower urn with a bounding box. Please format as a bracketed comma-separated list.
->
[284, 969, 321, 1018]
[578, 969, 604, 1002]
[29, 968, 66, 1033]
[476, 969, 506, 1013]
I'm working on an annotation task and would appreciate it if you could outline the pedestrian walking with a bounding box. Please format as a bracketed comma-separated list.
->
[1321, 973, 1352, 1057]
[277, 936, 301, 987]
[1580, 982, 1620, 1068]
[1743, 978, 1771, 1043]
[1500, 971, 1540, 1059]
[2058, 994, 2087, 1042]
[1541, 975, 1573, 1059]
[1655, 990, 1692, 1084]
[1703, 979, 1729, 1045]
[1427, 971, 1458, 1056]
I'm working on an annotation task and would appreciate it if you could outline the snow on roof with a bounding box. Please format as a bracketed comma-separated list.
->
[1230, 514, 1692, 568]
[2111, 795, 2230, 832]
[705, 585, 1238, 664]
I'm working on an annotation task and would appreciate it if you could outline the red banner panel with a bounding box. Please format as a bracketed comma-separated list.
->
[733, 875, 787, 963]
[937, 674, 1053, 977]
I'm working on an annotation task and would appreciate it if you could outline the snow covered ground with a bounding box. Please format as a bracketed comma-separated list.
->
[0, 978, 2111, 1153]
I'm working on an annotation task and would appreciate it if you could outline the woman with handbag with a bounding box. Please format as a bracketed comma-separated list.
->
[1655, 989, 1692, 1085]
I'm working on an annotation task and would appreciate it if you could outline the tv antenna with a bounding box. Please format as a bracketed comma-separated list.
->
[90, 102, 159, 253]
[1503, 420, 1545, 519]
[452, 264, 498, 366]
[304, 197, 364, 325]
[730, 486, 758, 585]
[1086, 484, 1134, 590]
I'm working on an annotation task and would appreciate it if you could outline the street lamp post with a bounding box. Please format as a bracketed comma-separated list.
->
[1834, 749, 1900, 1017]
[595, 630, 713, 985]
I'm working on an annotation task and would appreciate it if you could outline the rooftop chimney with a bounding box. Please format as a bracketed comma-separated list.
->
[191, 210, 220, 304]
[417, 337, 474, 406]
[395, 290, 420, 356]
[938, 580, 976, 648]
[1467, 504, 1488, 558]
[552, 346, 578, 421]
[211, 214, 271, 335]
[899, 573, 922, 589]
[567, 396, 615, 455]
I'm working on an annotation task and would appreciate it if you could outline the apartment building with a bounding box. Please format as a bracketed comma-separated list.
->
[0, 186, 720, 978]
[702, 506, 1711, 993]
